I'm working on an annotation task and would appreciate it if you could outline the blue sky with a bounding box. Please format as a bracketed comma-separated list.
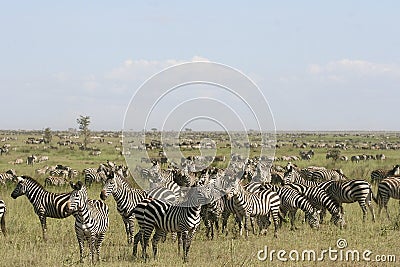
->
[1, 1, 399, 131]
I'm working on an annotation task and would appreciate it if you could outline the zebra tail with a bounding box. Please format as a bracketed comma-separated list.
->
[370, 186, 378, 204]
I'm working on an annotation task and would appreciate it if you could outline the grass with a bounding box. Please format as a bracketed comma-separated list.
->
[1, 131, 400, 266]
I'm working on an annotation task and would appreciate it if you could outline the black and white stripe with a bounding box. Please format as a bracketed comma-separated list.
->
[133, 186, 210, 262]
[227, 180, 281, 238]
[11, 176, 73, 241]
[84, 168, 107, 186]
[285, 183, 345, 228]
[371, 165, 400, 185]
[373, 177, 400, 219]
[0, 169, 16, 185]
[300, 167, 347, 182]
[0, 199, 6, 237]
[100, 171, 147, 244]
[319, 180, 375, 222]
[68, 181, 109, 263]
[44, 176, 68, 187]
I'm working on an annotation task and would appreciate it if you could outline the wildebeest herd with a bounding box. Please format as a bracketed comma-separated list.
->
[1, 156, 400, 264]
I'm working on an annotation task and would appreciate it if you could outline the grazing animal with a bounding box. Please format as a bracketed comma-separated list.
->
[11, 176, 73, 241]
[84, 168, 107, 186]
[319, 180, 375, 222]
[370, 165, 400, 185]
[100, 171, 146, 244]
[133, 186, 210, 263]
[227, 180, 281, 238]
[373, 177, 400, 219]
[0, 169, 17, 185]
[286, 183, 345, 228]
[0, 199, 6, 237]
[68, 181, 109, 263]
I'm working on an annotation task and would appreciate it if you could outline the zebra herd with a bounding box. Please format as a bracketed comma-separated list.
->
[3, 159, 400, 263]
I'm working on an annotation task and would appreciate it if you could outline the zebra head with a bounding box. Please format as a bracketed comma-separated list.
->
[67, 181, 88, 213]
[283, 165, 298, 185]
[11, 176, 27, 199]
[306, 210, 320, 229]
[100, 171, 118, 200]
[330, 212, 346, 229]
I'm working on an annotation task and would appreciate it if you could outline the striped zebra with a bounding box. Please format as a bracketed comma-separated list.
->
[100, 171, 147, 244]
[227, 180, 281, 238]
[300, 167, 347, 182]
[44, 176, 68, 187]
[133, 186, 210, 262]
[148, 180, 181, 204]
[283, 166, 320, 187]
[0, 169, 17, 185]
[68, 181, 109, 263]
[0, 199, 6, 237]
[371, 165, 400, 185]
[200, 184, 226, 239]
[249, 183, 320, 230]
[286, 183, 345, 228]
[11, 176, 73, 241]
[373, 177, 400, 219]
[319, 180, 375, 222]
[49, 169, 69, 178]
[84, 168, 107, 186]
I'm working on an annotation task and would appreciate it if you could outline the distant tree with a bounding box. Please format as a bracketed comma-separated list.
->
[43, 127, 52, 144]
[151, 128, 157, 132]
[77, 115, 91, 150]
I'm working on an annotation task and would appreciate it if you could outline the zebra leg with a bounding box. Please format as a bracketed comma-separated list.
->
[271, 210, 280, 238]
[39, 215, 48, 241]
[76, 231, 85, 263]
[132, 230, 142, 259]
[151, 229, 164, 260]
[89, 235, 96, 263]
[122, 216, 134, 244]
[243, 214, 249, 238]
[0, 212, 6, 237]
[95, 232, 106, 262]
[221, 211, 230, 236]
[177, 232, 182, 255]
[288, 210, 297, 231]
[250, 216, 256, 235]
[181, 230, 191, 263]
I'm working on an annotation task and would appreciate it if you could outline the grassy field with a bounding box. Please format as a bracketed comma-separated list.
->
[1, 131, 400, 266]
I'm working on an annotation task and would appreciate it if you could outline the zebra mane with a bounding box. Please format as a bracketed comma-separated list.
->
[20, 175, 45, 189]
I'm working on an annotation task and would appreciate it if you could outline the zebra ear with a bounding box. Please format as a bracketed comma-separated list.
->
[76, 181, 83, 190]
[70, 181, 77, 189]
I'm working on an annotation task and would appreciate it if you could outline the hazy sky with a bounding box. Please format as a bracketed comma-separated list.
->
[1, 1, 399, 131]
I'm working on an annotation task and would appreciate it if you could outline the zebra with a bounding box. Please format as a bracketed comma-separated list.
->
[132, 185, 210, 262]
[11, 176, 73, 241]
[44, 176, 68, 187]
[226, 180, 281, 238]
[300, 167, 347, 182]
[319, 180, 375, 222]
[99, 170, 147, 244]
[0, 199, 6, 237]
[148, 180, 181, 204]
[0, 169, 17, 185]
[84, 168, 107, 186]
[373, 177, 400, 219]
[285, 183, 345, 228]
[283, 166, 320, 187]
[248, 183, 320, 230]
[371, 165, 400, 185]
[68, 181, 109, 263]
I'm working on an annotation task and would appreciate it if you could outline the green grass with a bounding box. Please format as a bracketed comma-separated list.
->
[1, 131, 400, 266]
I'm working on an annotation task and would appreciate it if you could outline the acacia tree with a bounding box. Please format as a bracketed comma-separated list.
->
[43, 127, 52, 144]
[77, 115, 91, 150]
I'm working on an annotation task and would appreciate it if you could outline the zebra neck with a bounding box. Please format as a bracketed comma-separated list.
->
[25, 182, 47, 204]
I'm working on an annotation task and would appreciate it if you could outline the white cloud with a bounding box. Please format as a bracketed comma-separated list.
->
[105, 56, 210, 82]
[307, 59, 400, 78]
